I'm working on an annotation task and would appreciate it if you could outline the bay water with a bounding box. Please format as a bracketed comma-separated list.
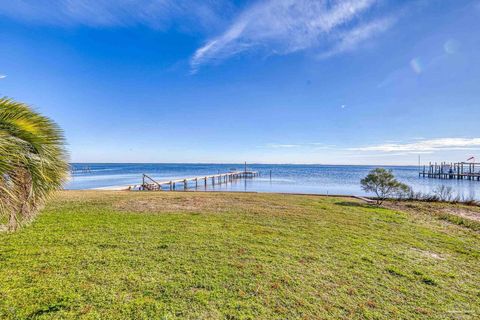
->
[67, 163, 480, 200]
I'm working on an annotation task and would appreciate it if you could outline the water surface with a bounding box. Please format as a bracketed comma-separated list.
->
[67, 163, 480, 200]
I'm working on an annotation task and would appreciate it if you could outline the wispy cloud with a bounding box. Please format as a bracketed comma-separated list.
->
[0, 74, 6, 79]
[191, 0, 397, 71]
[266, 144, 301, 149]
[1, 1, 399, 72]
[0, 0, 231, 31]
[318, 17, 395, 59]
[351, 138, 480, 153]
[264, 142, 336, 149]
[263, 138, 480, 157]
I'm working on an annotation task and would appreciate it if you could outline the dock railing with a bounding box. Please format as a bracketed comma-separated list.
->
[134, 171, 259, 191]
[419, 162, 480, 181]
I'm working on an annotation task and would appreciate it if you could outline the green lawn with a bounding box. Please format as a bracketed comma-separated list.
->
[1, 191, 479, 319]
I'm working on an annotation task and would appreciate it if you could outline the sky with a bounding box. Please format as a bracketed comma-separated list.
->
[0, 0, 480, 165]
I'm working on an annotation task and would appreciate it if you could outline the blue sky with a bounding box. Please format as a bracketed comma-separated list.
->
[1, 0, 479, 164]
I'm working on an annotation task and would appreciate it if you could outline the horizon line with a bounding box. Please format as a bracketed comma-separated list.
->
[70, 161, 419, 167]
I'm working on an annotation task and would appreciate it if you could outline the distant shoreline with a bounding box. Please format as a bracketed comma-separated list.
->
[70, 162, 420, 167]
[65, 164, 480, 200]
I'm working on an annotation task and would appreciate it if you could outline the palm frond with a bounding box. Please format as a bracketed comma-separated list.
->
[0, 97, 69, 231]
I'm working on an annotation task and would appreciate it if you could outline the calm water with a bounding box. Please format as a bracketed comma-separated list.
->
[67, 163, 480, 199]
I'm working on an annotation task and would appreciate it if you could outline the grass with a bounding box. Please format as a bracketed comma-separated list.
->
[385, 200, 480, 231]
[0, 191, 479, 319]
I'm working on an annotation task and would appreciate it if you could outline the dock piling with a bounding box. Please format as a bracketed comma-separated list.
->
[420, 161, 479, 181]
[137, 170, 259, 191]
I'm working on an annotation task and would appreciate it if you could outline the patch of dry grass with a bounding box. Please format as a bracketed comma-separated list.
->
[385, 200, 480, 231]
[113, 191, 311, 216]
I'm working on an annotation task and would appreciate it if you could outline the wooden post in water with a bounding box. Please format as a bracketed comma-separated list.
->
[130, 169, 260, 192]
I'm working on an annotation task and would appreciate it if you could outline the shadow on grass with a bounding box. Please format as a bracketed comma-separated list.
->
[335, 201, 378, 209]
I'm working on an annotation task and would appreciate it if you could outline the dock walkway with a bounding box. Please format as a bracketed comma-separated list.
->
[131, 171, 259, 191]
[419, 162, 480, 181]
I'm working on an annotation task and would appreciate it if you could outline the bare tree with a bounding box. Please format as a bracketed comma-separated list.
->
[432, 185, 454, 202]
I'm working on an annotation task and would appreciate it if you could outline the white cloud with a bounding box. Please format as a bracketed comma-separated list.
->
[0, 74, 6, 79]
[1, 1, 399, 72]
[351, 138, 480, 153]
[265, 142, 336, 149]
[266, 144, 301, 148]
[0, 0, 231, 30]
[191, 0, 396, 71]
[318, 17, 394, 59]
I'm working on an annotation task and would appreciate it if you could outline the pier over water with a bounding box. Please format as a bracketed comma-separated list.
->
[130, 170, 259, 191]
[419, 162, 480, 181]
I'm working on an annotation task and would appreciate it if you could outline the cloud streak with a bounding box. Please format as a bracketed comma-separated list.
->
[318, 17, 395, 59]
[191, 0, 396, 71]
[264, 142, 336, 150]
[0, 0, 231, 31]
[351, 138, 480, 153]
[0, 75, 6, 79]
[266, 144, 301, 149]
[1, 1, 399, 72]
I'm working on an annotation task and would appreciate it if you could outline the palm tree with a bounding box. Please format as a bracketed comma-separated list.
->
[0, 97, 68, 231]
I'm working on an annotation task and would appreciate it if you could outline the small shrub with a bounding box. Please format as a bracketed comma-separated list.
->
[360, 168, 411, 204]
[432, 185, 454, 202]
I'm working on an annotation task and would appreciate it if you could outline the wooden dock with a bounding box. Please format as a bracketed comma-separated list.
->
[131, 171, 259, 191]
[419, 162, 480, 181]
